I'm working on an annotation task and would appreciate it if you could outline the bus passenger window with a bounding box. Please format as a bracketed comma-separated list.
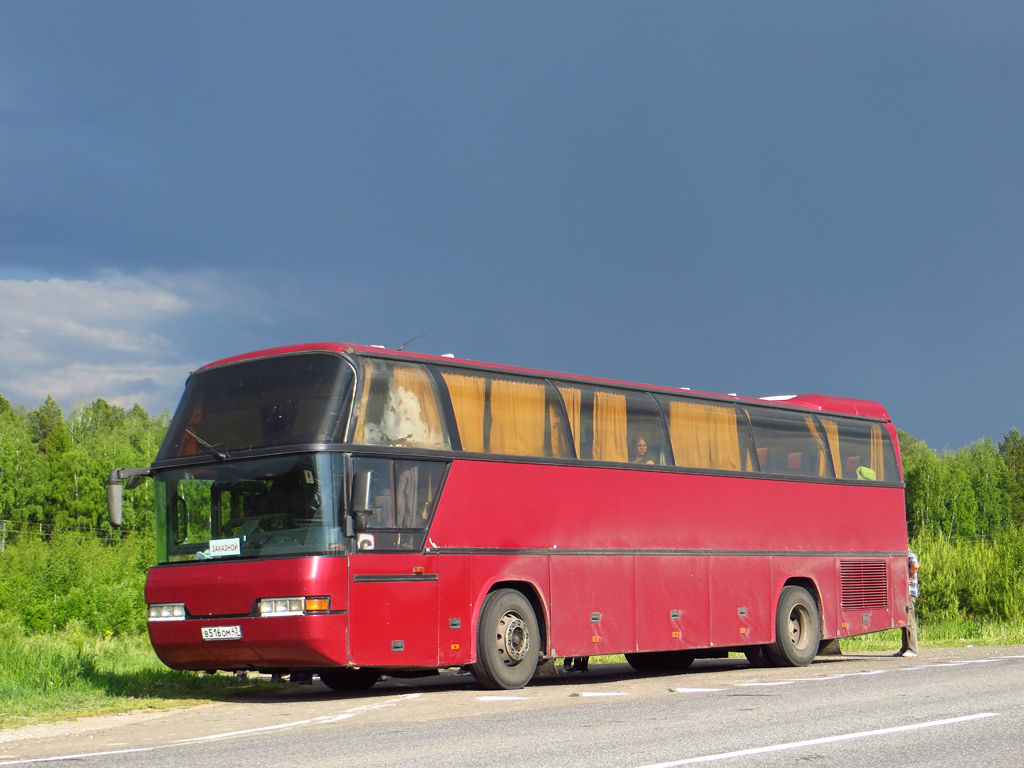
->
[352, 361, 450, 450]
[563, 385, 667, 465]
[441, 370, 572, 459]
[820, 417, 897, 482]
[656, 396, 745, 472]
[745, 408, 832, 479]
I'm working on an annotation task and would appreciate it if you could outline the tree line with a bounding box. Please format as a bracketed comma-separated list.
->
[2, 393, 1024, 543]
[0, 394, 167, 539]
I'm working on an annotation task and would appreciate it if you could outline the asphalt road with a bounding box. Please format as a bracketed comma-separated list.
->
[2, 645, 1022, 767]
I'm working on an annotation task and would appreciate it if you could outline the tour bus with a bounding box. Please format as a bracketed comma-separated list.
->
[107, 342, 909, 690]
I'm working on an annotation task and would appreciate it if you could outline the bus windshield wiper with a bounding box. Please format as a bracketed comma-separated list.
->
[185, 429, 229, 460]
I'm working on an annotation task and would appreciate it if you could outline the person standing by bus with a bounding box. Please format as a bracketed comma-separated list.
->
[895, 551, 920, 657]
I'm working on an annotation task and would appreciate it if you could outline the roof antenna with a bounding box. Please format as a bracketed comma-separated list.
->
[397, 334, 427, 352]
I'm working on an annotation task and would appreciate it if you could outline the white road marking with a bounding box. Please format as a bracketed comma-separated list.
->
[671, 688, 724, 693]
[477, 696, 532, 701]
[633, 712, 1000, 768]
[173, 692, 423, 744]
[571, 691, 630, 697]
[0, 694, 424, 764]
[0, 747, 155, 765]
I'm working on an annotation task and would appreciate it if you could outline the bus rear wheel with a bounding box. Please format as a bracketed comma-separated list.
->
[471, 589, 540, 690]
[625, 650, 695, 673]
[767, 586, 820, 667]
[319, 667, 381, 691]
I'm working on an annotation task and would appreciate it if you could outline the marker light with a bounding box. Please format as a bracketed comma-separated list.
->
[148, 603, 186, 621]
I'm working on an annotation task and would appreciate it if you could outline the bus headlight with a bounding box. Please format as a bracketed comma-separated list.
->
[259, 597, 330, 616]
[148, 603, 186, 621]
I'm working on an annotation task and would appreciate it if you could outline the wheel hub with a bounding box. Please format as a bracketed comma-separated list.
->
[788, 606, 811, 650]
[495, 611, 530, 666]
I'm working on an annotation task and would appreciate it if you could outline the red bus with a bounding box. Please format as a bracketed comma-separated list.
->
[107, 342, 910, 690]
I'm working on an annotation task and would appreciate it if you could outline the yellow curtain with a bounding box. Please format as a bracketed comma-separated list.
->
[442, 372, 487, 452]
[669, 401, 741, 470]
[669, 401, 706, 468]
[393, 366, 446, 449]
[870, 425, 885, 481]
[804, 417, 829, 477]
[489, 378, 546, 456]
[708, 404, 742, 471]
[821, 419, 842, 479]
[558, 386, 582, 458]
[592, 391, 628, 462]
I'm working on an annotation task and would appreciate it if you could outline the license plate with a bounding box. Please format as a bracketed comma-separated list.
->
[202, 625, 242, 641]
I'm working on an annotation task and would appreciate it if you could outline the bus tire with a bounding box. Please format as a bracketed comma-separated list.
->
[319, 667, 381, 691]
[744, 645, 774, 668]
[625, 651, 695, 673]
[471, 588, 540, 690]
[767, 586, 820, 667]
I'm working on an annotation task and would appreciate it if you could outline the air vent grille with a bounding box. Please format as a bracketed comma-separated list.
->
[840, 559, 889, 611]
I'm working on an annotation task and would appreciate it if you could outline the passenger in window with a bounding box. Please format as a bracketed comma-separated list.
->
[632, 434, 655, 465]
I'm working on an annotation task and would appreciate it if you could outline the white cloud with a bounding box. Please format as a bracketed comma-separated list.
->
[0, 273, 199, 414]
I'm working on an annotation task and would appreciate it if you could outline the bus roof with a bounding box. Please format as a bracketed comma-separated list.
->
[197, 342, 892, 423]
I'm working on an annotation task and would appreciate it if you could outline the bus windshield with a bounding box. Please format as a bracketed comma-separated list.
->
[154, 454, 341, 563]
[157, 352, 354, 461]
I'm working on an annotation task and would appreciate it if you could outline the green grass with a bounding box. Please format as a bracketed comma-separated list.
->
[842, 620, 1024, 652]
[0, 625, 280, 730]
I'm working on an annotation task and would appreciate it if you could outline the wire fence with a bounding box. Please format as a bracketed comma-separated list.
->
[0, 519, 124, 550]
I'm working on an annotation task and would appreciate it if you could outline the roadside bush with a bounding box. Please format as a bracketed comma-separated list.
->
[0, 532, 153, 636]
[914, 530, 1024, 625]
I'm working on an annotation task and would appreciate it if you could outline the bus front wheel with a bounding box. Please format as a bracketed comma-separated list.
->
[767, 585, 820, 667]
[319, 667, 381, 691]
[625, 650, 695, 673]
[471, 588, 540, 690]
[744, 645, 774, 667]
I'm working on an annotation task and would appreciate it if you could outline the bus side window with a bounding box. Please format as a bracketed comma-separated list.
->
[657, 396, 745, 472]
[441, 370, 572, 459]
[625, 392, 668, 465]
[350, 457, 394, 527]
[394, 460, 445, 529]
[562, 385, 667, 465]
[352, 361, 450, 450]
[820, 417, 897, 482]
[746, 408, 831, 479]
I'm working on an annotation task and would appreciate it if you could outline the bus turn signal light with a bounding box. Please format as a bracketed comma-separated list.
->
[304, 598, 330, 613]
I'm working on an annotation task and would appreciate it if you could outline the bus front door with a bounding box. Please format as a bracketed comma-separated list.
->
[348, 553, 439, 668]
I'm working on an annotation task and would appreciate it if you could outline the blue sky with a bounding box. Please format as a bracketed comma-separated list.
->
[0, 2, 1021, 452]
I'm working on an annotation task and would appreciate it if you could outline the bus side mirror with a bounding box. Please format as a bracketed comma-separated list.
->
[351, 470, 374, 533]
[106, 467, 152, 528]
[107, 476, 124, 528]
